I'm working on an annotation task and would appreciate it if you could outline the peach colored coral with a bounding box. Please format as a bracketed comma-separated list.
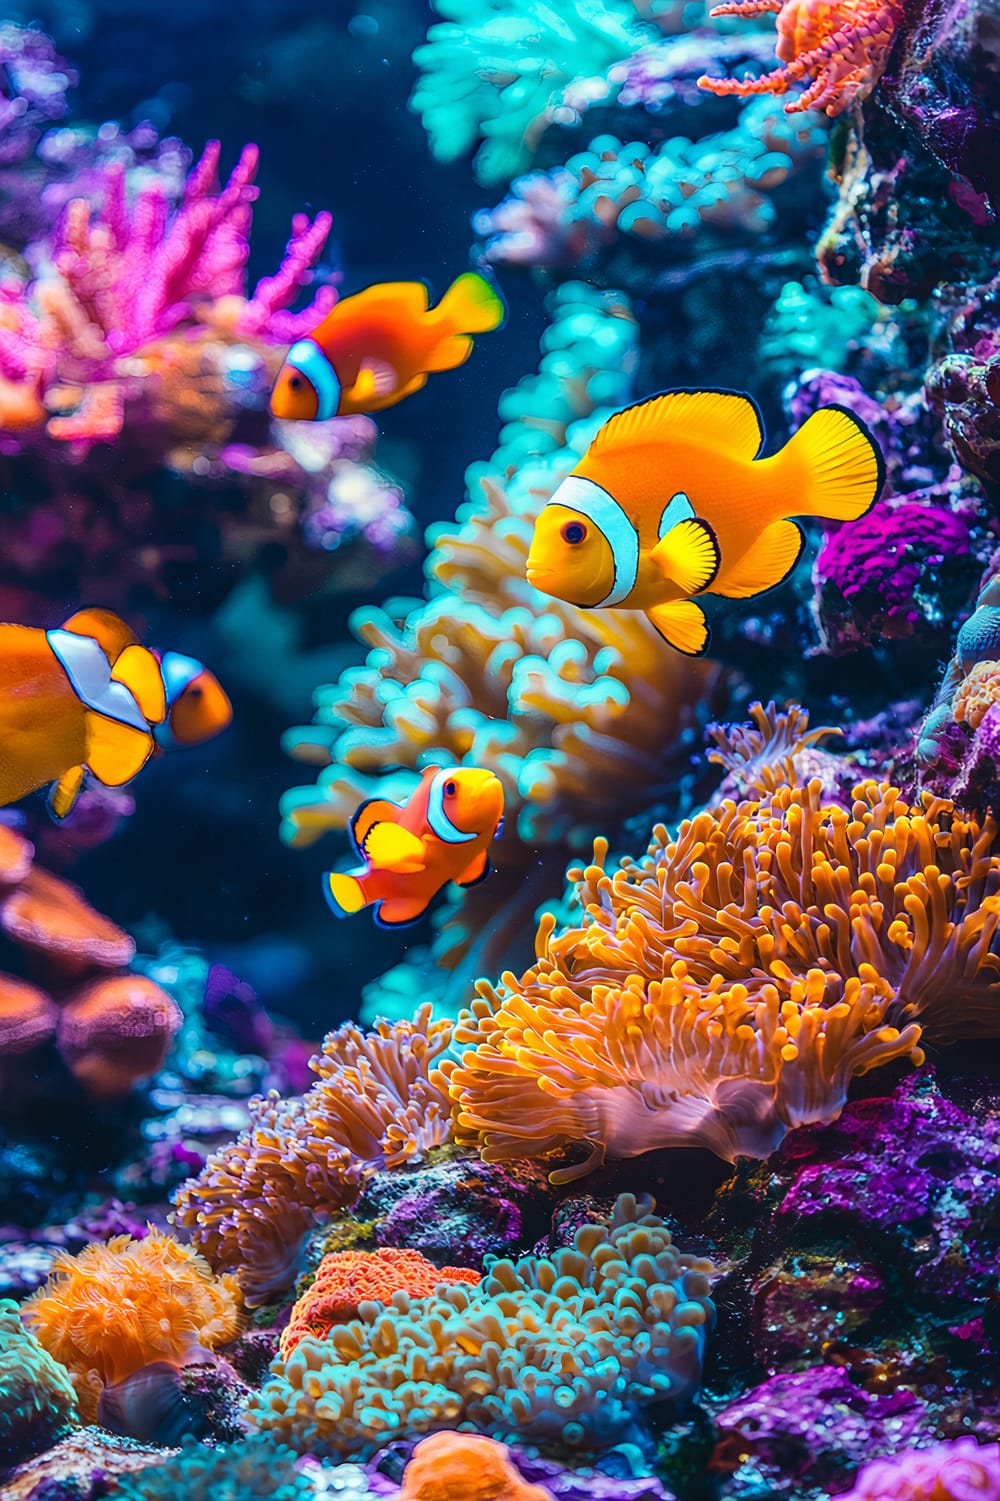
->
[55, 975, 182, 1100]
[279, 1247, 481, 1359]
[21, 1227, 241, 1420]
[442, 743, 1000, 1179]
[953, 660, 1000, 731]
[0, 866, 135, 975]
[399, 1431, 554, 1501]
[698, 0, 904, 116]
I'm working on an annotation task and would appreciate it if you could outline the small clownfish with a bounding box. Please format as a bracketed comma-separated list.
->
[525, 388, 885, 656]
[323, 765, 504, 928]
[0, 608, 233, 819]
[269, 272, 506, 421]
[154, 652, 233, 750]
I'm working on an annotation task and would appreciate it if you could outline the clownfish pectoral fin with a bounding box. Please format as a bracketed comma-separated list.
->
[373, 895, 433, 928]
[589, 388, 765, 463]
[110, 644, 166, 726]
[83, 711, 155, 789]
[650, 517, 720, 595]
[348, 359, 399, 405]
[363, 822, 427, 874]
[323, 871, 367, 917]
[645, 598, 711, 656]
[48, 766, 87, 821]
[713, 519, 804, 599]
[61, 608, 138, 662]
[350, 798, 408, 857]
[455, 848, 491, 888]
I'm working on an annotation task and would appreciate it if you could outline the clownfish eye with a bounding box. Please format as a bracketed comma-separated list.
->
[445, 780, 457, 796]
[561, 520, 587, 545]
[289, 375, 303, 390]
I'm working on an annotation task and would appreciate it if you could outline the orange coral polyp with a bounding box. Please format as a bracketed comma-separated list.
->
[698, 0, 905, 118]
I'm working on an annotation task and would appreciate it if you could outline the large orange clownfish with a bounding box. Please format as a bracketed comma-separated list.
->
[323, 765, 504, 928]
[269, 272, 505, 421]
[0, 608, 232, 819]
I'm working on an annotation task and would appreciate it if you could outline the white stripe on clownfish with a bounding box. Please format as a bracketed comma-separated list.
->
[544, 475, 640, 608]
[426, 768, 477, 844]
[285, 338, 342, 421]
[659, 492, 695, 537]
[46, 629, 148, 733]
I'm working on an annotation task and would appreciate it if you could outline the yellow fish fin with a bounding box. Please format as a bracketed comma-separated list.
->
[110, 643, 166, 725]
[650, 517, 720, 594]
[364, 822, 427, 873]
[350, 797, 405, 854]
[645, 598, 710, 656]
[715, 520, 805, 599]
[395, 373, 429, 399]
[590, 388, 764, 460]
[350, 359, 398, 403]
[49, 766, 87, 820]
[374, 895, 433, 927]
[422, 333, 473, 373]
[436, 271, 506, 335]
[61, 607, 138, 662]
[781, 405, 884, 521]
[323, 871, 367, 917]
[455, 848, 491, 887]
[84, 711, 155, 788]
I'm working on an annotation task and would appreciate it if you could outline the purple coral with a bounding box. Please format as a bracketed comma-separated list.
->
[840, 1438, 1000, 1500]
[0, 23, 75, 167]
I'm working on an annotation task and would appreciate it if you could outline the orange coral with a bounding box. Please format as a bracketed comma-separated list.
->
[20, 1227, 241, 1421]
[0, 825, 34, 885]
[953, 660, 1000, 731]
[399, 1432, 554, 1501]
[442, 740, 1000, 1179]
[0, 975, 57, 1055]
[698, 0, 905, 116]
[279, 1248, 481, 1359]
[0, 866, 135, 976]
[55, 976, 182, 1100]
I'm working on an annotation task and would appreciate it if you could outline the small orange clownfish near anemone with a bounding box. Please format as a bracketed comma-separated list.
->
[269, 272, 506, 421]
[0, 608, 232, 819]
[324, 765, 504, 928]
[526, 388, 885, 656]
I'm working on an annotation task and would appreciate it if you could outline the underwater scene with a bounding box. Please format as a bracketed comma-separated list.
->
[0, 0, 998, 1497]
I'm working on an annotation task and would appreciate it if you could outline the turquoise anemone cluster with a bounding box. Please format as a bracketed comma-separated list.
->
[759, 280, 890, 382]
[0, 1298, 79, 1467]
[245, 1193, 715, 1457]
[110, 1436, 322, 1501]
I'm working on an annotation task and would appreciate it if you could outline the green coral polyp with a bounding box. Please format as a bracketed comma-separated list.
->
[0, 1298, 79, 1469]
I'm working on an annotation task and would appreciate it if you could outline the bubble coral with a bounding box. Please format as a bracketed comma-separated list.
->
[280, 282, 718, 986]
[0, 1297, 78, 1468]
[698, 0, 905, 116]
[172, 1005, 455, 1306]
[247, 1192, 714, 1456]
[840, 1438, 1000, 1501]
[954, 661, 1000, 732]
[280, 1247, 481, 1359]
[398, 1432, 554, 1501]
[442, 725, 1000, 1178]
[20, 1226, 241, 1420]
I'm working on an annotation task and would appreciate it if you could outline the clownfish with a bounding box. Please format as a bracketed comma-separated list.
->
[525, 388, 884, 656]
[0, 608, 232, 819]
[323, 765, 504, 928]
[269, 272, 506, 421]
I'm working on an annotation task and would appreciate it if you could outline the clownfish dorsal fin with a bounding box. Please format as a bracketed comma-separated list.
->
[49, 766, 87, 820]
[589, 389, 766, 460]
[61, 608, 138, 664]
[109, 644, 166, 726]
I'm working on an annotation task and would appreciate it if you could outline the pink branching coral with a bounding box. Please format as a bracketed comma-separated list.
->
[698, 0, 905, 116]
[442, 715, 1000, 1179]
[172, 1005, 455, 1305]
[840, 1438, 1000, 1500]
[0, 140, 333, 458]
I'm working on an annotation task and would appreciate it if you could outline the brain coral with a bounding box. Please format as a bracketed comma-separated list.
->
[442, 711, 1000, 1178]
[280, 282, 718, 989]
[247, 1192, 713, 1456]
[173, 1005, 455, 1306]
[20, 1227, 241, 1420]
[279, 1247, 481, 1358]
[0, 1298, 78, 1468]
[840, 1438, 1000, 1500]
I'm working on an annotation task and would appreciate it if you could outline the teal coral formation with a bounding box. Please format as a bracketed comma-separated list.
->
[280, 282, 719, 986]
[246, 1192, 714, 1456]
[410, 0, 651, 185]
[172, 1005, 454, 1306]
[0, 1298, 79, 1468]
[110, 1435, 316, 1501]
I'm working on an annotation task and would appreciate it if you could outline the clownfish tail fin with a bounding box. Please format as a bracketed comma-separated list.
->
[437, 271, 506, 335]
[780, 404, 885, 523]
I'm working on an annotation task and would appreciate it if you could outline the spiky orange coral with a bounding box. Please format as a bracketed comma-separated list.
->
[279, 1248, 481, 1359]
[20, 1227, 241, 1420]
[698, 0, 904, 116]
[442, 727, 1000, 1179]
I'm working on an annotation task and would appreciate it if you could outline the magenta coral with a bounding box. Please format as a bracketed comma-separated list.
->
[840, 1438, 1000, 1500]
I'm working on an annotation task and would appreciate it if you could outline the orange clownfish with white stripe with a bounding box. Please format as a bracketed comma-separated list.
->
[0, 608, 232, 819]
[269, 272, 506, 421]
[323, 765, 504, 928]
